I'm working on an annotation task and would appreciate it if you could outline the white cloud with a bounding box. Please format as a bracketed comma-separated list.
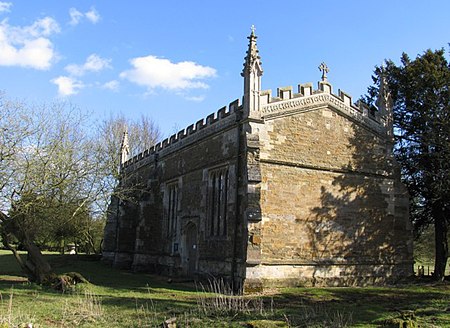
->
[51, 76, 84, 96]
[0, 17, 59, 69]
[69, 7, 100, 25]
[69, 8, 83, 26]
[120, 55, 217, 91]
[184, 95, 206, 102]
[0, 2, 12, 13]
[65, 53, 111, 76]
[85, 8, 100, 24]
[102, 80, 119, 91]
[27, 17, 60, 37]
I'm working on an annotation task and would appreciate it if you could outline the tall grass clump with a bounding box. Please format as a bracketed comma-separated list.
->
[291, 303, 353, 328]
[0, 289, 35, 328]
[134, 298, 165, 327]
[195, 278, 273, 318]
[62, 290, 104, 326]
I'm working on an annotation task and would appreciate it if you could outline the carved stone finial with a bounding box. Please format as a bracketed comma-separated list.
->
[376, 65, 394, 139]
[318, 62, 330, 81]
[120, 129, 130, 169]
[376, 65, 393, 113]
[242, 26, 263, 118]
[242, 25, 263, 77]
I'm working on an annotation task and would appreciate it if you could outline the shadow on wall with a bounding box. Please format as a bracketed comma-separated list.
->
[307, 122, 412, 285]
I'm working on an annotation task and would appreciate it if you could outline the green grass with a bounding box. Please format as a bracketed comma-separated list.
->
[1, 250, 450, 327]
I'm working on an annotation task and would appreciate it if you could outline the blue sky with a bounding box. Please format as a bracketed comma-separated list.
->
[1, 0, 449, 137]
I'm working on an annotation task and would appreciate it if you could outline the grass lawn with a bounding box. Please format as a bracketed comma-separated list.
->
[0, 250, 449, 327]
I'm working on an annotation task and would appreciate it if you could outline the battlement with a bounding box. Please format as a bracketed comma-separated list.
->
[260, 80, 386, 133]
[122, 99, 241, 169]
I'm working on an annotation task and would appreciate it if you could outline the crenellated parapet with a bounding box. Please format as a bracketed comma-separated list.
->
[260, 80, 389, 135]
[121, 99, 241, 170]
[121, 29, 392, 173]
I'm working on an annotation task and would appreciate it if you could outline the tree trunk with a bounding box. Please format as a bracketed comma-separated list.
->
[1, 230, 34, 277]
[22, 238, 54, 283]
[1, 211, 54, 283]
[434, 208, 448, 280]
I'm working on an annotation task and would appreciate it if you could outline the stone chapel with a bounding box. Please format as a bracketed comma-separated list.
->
[102, 29, 413, 290]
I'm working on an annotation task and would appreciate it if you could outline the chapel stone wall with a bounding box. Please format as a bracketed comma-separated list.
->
[103, 100, 248, 283]
[244, 85, 413, 289]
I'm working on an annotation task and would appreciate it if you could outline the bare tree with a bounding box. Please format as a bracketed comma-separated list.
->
[0, 97, 104, 283]
[93, 113, 161, 210]
[98, 113, 161, 169]
[0, 95, 162, 284]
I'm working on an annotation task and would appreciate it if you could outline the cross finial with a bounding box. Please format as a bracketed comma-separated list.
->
[318, 62, 330, 81]
[251, 25, 256, 35]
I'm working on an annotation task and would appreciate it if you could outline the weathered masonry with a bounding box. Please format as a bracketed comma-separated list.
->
[102, 29, 413, 290]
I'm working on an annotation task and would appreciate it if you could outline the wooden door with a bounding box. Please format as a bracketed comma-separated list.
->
[185, 224, 198, 276]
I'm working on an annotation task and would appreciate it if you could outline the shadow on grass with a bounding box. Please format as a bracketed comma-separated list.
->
[274, 285, 450, 326]
[49, 254, 198, 293]
[0, 256, 275, 327]
[0, 252, 197, 295]
[2, 252, 450, 326]
[0, 250, 25, 276]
